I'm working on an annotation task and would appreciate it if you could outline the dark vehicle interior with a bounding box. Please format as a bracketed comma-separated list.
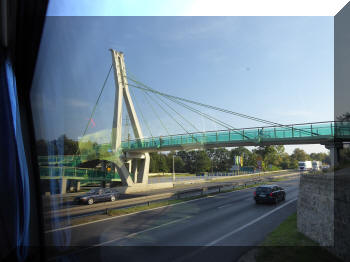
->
[0, 0, 48, 261]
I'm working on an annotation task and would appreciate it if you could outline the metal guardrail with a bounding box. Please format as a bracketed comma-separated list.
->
[45, 192, 175, 219]
[44, 171, 301, 224]
[44, 179, 266, 221]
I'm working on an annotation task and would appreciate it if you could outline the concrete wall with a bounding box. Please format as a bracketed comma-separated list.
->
[334, 169, 350, 261]
[298, 171, 350, 261]
[297, 173, 334, 246]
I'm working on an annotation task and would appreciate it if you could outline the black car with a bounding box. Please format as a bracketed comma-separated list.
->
[74, 188, 120, 205]
[254, 185, 286, 204]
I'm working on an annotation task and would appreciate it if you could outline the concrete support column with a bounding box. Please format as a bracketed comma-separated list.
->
[60, 178, 67, 195]
[325, 142, 343, 167]
[330, 147, 339, 167]
[76, 181, 81, 192]
[138, 153, 150, 184]
[131, 159, 138, 183]
[125, 160, 132, 173]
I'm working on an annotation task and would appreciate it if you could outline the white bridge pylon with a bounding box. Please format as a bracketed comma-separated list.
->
[110, 49, 150, 186]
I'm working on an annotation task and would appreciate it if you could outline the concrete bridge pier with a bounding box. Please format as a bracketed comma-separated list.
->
[131, 159, 138, 183]
[60, 178, 67, 194]
[126, 152, 150, 184]
[325, 142, 343, 167]
[58, 178, 81, 195]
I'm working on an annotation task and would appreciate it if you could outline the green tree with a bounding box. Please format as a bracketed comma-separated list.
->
[158, 154, 169, 173]
[253, 145, 285, 169]
[291, 148, 310, 161]
[207, 148, 231, 172]
[149, 152, 160, 172]
[149, 152, 170, 173]
[174, 156, 185, 172]
[309, 152, 330, 164]
[195, 150, 211, 173]
[280, 152, 292, 169]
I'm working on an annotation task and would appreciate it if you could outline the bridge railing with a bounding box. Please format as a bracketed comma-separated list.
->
[121, 121, 350, 150]
[39, 166, 121, 181]
[37, 155, 89, 166]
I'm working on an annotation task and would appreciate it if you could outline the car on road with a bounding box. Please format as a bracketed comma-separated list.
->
[74, 188, 120, 205]
[254, 185, 286, 204]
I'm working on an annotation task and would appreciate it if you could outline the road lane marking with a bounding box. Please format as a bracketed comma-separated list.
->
[95, 215, 191, 246]
[173, 198, 297, 262]
[45, 177, 299, 233]
[45, 187, 257, 233]
[47, 216, 192, 261]
[45, 198, 204, 233]
[206, 197, 298, 246]
[217, 204, 232, 209]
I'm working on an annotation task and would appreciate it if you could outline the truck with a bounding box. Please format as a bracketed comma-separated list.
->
[298, 161, 312, 171]
[312, 161, 322, 171]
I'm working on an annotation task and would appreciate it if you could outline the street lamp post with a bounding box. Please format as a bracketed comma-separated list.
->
[172, 154, 175, 183]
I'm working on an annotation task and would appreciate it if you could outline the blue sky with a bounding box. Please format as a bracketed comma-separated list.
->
[47, 0, 190, 16]
[31, 16, 333, 154]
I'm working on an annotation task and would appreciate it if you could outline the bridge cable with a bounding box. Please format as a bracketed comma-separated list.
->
[164, 95, 233, 130]
[154, 93, 201, 133]
[130, 82, 250, 140]
[141, 89, 171, 136]
[126, 78, 317, 136]
[125, 73, 235, 130]
[125, 74, 290, 126]
[128, 81, 276, 125]
[126, 72, 201, 133]
[142, 90, 191, 135]
[126, 76, 249, 138]
[129, 87, 153, 138]
[161, 94, 250, 139]
[141, 91, 205, 143]
[75, 64, 113, 156]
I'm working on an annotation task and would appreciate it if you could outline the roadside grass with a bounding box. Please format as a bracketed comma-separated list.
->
[208, 170, 293, 183]
[269, 178, 291, 182]
[106, 198, 187, 216]
[256, 213, 341, 262]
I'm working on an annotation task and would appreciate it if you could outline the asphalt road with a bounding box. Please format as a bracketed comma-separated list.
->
[45, 178, 299, 262]
[43, 171, 297, 212]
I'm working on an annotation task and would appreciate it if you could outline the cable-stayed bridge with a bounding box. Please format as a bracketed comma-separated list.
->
[47, 50, 350, 189]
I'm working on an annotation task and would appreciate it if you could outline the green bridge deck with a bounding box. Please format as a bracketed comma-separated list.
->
[37, 121, 350, 181]
[39, 166, 122, 182]
[120, 121, 350, 152]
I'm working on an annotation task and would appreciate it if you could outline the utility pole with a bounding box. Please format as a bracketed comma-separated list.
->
[172, 154, 175, 183]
